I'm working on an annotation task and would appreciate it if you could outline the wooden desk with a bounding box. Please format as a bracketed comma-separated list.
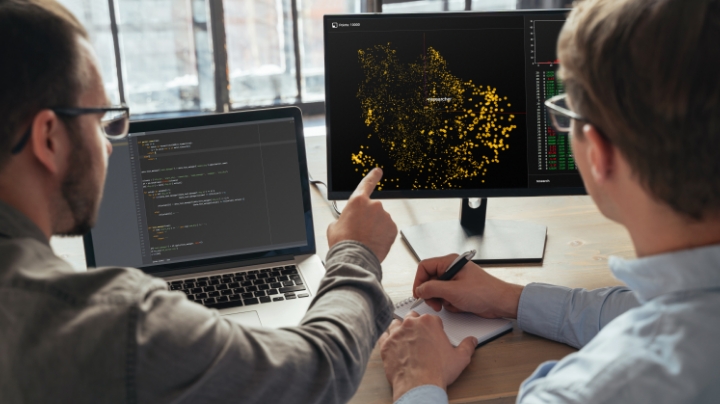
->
[51, 135, 634, 404]
[303, 136, 633, 403]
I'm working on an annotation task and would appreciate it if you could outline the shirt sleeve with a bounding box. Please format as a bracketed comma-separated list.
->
[394, 385, 448, 404]
[130, 241, 395, 404]
[516, 283, 639, 348]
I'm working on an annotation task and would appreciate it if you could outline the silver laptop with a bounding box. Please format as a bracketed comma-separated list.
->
[83, 107, 325, 328]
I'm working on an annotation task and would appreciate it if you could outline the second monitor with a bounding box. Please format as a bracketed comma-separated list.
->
[324, 10, 583, 263]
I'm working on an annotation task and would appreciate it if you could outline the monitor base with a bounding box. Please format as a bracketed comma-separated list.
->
[401, 199, 547, 264]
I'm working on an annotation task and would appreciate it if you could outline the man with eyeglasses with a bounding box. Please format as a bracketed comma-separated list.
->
[0, 1, 399, 402]
[380, 0, 720, 403]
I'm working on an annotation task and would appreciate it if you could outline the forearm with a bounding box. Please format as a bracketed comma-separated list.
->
[517, 283, 639, 348]
[135, 241, 394, 404]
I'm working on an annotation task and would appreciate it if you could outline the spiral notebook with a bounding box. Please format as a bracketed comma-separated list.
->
[393, 298, 513, 347]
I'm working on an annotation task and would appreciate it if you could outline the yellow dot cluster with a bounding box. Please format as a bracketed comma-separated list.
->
[354, 44, 517, 189]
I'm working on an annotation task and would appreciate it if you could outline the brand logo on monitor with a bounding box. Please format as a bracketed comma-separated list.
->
[332, 22, 338, 28]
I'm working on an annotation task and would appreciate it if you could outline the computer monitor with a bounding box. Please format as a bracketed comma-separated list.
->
[323, 10, 583, 263]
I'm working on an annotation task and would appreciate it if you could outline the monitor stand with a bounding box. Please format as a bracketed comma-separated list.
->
[401, 198, 547, 264]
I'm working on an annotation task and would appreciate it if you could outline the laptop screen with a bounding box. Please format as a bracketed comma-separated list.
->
[85, 109, 313, 273]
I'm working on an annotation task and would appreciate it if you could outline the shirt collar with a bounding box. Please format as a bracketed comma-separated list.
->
[0, 199, 49, 246]
[610, 244, 720, 303]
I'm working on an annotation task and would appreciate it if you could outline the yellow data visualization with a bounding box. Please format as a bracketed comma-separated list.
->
[354, 43, 517, 190]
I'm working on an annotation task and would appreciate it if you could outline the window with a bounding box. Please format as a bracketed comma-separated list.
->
[57, 0, 544, 119]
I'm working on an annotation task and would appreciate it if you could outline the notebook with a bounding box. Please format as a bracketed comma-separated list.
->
[394, 297, 513, 347]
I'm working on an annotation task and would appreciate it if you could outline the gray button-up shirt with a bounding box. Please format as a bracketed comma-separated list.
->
[0, 201, 394, 403]
[396, 244, 720, 403]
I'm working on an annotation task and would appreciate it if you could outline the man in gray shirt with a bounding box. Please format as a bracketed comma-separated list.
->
[380, 0, 720, 403]
[0, 1, 398, 403]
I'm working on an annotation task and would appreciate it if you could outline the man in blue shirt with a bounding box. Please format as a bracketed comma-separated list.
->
[379, 0, 720, 403]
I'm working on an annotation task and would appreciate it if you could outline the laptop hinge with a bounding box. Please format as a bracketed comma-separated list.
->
[153, 254, 297, 278]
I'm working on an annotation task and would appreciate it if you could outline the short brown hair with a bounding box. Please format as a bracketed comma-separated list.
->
[0, 0, 88, 170]
[559, 0, 720, 219]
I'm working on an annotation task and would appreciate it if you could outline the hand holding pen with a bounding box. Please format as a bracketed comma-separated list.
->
[411, 251, 525, 319]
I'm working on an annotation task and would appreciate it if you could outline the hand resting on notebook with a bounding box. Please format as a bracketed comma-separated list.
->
[413, 254, 524, 319]
[378, 311, 478, 402]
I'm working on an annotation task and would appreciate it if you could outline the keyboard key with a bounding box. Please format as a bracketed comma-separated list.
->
[209, 280, 220, 285]
[216, 284, 228, 290]
[222, 274, 234, 279]
[196, 281, 208, 287]
[220, 278, 233, 284]
[170, 280, 184, 285]
[270, 282, 282, 289]
[203, 297, 216, 305]
[241, 281, 253, 287]
[267, 289, 278, 295]
[259, 296, 271, 303]
[207, 299, 244, 310]
[257, 284, 269, 291]
[246, 274, 257, 280]
[278, 276, 289, 281]
[190, 288, 203, 294]
[246, 286, 258, 292]
[285, 294, 297, 300]
[228, 282, 240, 288]
[229, 294, 241, 301]
[253, 279, 265, 285]
[273, 297, 284, 302]
[221, 290, 234, 296]
[282, 280, 294, 287]
[216, 296, 229, 302]
[279, 285, 306, 294]
[248, 270, 259, 275]
[260, 268, 272, 273]
[290, 275, 301, 281]
[257, 273, 269, 279]
[208, 291, 220, 297]
[241, 292, 254, 299]
[270, 271, 281, 277]
[203, 286, 216, 292]
[196, 292, 208, 299]
[295, 279, 304, 285]
[244, 298, 260, 306]
[169, 284, 184, 290]
[197, 277, 209, 282]
[233, 288, 245, 294]
[298, 293, 309, 298]
[210, 275, 221, 279]
[183, 278, 196, 284]
[254, 291, 266, 297]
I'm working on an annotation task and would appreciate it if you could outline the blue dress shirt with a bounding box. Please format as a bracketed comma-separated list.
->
[394, 244, 720, 404]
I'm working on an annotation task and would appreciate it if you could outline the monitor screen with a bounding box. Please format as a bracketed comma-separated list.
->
[324, 10, 584, 199]
[85, 110, 313, 273]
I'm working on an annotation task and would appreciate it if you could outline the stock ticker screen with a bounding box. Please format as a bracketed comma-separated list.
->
[325, 13, 582, 193]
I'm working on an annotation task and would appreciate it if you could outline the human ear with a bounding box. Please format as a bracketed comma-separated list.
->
[583, 124, 614, 184]
[29, 109, 70, 176]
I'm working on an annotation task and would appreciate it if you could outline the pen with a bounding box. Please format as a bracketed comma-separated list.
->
[409, 249, 476, 311]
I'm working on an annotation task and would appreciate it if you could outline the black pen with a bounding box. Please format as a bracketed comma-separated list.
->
[409, 249, 476, 311]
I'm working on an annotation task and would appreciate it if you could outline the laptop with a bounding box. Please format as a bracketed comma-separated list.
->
[83, 107, 325, 328]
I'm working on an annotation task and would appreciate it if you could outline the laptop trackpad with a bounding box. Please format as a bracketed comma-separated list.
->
[223, 310, 262, 327]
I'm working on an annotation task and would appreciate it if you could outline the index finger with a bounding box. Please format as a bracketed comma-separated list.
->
[351, 168, 383, 198]
[412, 254, 459, 297]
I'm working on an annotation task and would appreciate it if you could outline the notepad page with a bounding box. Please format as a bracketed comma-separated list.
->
[394, 298, 512, 346]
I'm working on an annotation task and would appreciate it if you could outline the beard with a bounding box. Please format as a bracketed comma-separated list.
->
[57, 122, 104, 236]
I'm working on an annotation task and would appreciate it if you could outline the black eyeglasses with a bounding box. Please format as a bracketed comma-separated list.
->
[11, 105, 130, 155]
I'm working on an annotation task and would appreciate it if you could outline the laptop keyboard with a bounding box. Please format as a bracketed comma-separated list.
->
[166, 265, 308, 310]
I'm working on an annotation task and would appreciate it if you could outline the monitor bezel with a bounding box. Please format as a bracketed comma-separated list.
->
[323, 9, 586, 200]
[83, 107, 317, 274]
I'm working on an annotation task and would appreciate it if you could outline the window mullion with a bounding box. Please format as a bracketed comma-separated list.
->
[107, 0, 126, 105]
[207, 0, 230, 112]
[290, 0, 303, 103]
